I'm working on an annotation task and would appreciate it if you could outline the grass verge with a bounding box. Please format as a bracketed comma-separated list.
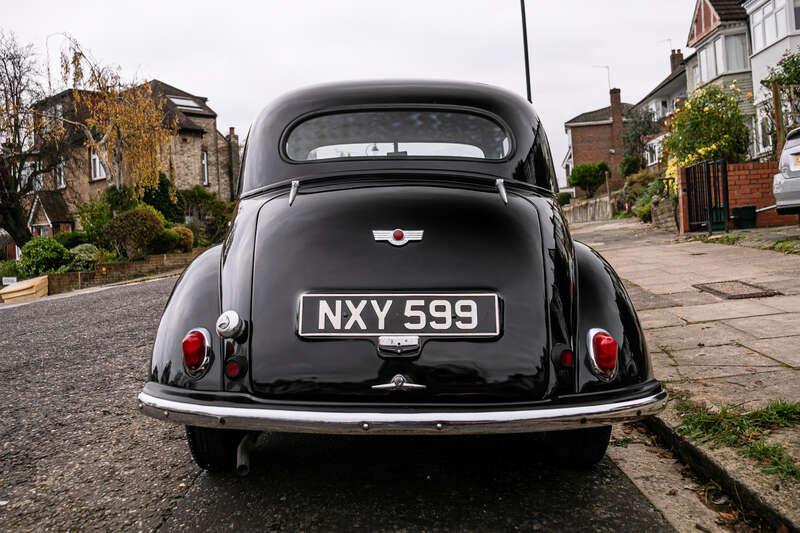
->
[769, 236, 800, 254]
[675, 400, 800, 480]
[693, 233, 743, 245]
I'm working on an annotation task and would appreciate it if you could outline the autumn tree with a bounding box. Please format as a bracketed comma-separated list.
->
[58, 35, 175, 195]
[0, 31, 72, 247]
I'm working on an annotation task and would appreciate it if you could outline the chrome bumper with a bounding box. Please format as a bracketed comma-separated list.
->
[137, 388, 667, 435]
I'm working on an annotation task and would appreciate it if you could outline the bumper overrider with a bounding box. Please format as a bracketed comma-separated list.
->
[138, 381, 667, 435]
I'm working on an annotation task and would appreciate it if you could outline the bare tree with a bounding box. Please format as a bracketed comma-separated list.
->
[0, 30, 71, 248]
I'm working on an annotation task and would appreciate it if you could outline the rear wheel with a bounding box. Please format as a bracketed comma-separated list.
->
[185, 426, 246, 472]
[546, 426, 612, 468]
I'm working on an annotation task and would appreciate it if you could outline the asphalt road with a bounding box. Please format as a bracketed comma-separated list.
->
[0, 277, 672, 532]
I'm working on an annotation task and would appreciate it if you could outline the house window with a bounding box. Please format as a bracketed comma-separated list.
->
[90, 149, 106, 181]
[725, 34, 748, 72]
[714, 38, 725, 74]
[699, 45, 717, 82]
[795, 0, 800, 29]
[753, 0, 789, 52]
[32, 225, 49, 238]
[55, 162, 65, 189]
[201, 151, 209, 185]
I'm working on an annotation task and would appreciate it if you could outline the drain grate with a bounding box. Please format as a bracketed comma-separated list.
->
[693, 280, 780, 300]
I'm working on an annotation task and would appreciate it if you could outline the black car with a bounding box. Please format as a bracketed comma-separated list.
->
[138, 80, 666, 473]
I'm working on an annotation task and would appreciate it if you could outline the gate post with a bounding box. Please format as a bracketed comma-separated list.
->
[677, 166, 690, 234]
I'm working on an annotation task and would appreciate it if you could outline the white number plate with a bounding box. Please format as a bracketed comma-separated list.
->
[298, 293, 500, 337]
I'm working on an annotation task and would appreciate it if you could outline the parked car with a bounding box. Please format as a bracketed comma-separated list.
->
[138, 80, 666, 473]
[774, 128, 800, 214]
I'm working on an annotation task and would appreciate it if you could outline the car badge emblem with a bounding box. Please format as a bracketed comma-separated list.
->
[372, 229, 423, 246]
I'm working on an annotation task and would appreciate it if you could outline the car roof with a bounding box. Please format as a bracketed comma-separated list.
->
[240, 80, 548, 194]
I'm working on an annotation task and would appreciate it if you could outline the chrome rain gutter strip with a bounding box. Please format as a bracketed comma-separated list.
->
[138, 389, 667, 435]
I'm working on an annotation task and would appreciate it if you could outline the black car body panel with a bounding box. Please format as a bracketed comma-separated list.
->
[142, 80, 664, 433]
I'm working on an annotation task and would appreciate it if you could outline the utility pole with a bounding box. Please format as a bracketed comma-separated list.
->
[520, 0, 532, 102]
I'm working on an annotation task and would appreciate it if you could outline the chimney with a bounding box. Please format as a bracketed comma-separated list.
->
[670, 49, 684, 72]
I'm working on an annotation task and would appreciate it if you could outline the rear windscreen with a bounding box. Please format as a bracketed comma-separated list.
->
[285, 110, 511, 161]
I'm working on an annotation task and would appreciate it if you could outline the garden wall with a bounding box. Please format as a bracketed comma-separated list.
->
[677, 161, 797, 233]
[561, 195, 613, 225]
[651, 199, 677, 232]
[48, 249, 204, 295]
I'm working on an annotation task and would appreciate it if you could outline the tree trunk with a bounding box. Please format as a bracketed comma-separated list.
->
[0, 207, 34, 250]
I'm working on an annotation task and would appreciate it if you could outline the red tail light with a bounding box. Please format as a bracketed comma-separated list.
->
[225, 359, 243, 379]
[589, 329, 618, 379]
[182, 329, 209, 374]
[560, 350, 574, 367]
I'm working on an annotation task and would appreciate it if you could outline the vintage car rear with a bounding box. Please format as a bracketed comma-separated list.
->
[139, 80, 666, 473]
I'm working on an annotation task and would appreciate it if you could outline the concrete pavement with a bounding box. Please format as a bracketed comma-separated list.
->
[572, 219, 800, 530]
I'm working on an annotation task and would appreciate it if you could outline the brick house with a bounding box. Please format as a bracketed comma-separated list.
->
[562, 88, 632, 194]
[17, 80, 240, 247]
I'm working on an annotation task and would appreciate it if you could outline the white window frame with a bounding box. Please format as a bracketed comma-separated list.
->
[55, 162, 65, 189]
[201, 151, 209, 186]
[90, 149, 106, 181]
[752, 0, 789, 52]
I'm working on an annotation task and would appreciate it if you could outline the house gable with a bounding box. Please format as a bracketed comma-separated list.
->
[688, 0, 721, 47]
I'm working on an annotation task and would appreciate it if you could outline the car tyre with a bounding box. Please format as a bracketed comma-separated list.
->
[185, 425, 246, 472]
[546, 426, 612, 468]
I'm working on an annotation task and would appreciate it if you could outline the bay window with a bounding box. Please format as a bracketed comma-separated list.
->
[752, 0, 788, 52]
[725, 34, 748, 72]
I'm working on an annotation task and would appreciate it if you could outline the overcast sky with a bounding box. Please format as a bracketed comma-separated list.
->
[5, 0, 696, 185]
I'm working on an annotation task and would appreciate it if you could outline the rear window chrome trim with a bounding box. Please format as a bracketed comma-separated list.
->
[278, 103, 516, 165]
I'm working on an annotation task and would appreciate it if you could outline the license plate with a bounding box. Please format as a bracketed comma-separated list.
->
[298, 293, 500, 337]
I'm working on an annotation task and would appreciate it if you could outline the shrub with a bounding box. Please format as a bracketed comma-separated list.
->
[55, 231, 88, 249]
[148, 229, 181, 254]
[178, 186, 234, 243]
[557, 192, 572, 206]
[0, 259, 20, 280]
[69, 243, 100, 272]
[632, 179, 663, 223]
[623, 171, 658, 210]
[619, 155, 642, 177]
[76, 198, 113, 248]
[103, 185, 139, 213]
[172, 226, 194, 252]
[663, 83, 750, 166]
[568, 162, 609, 197]
[104, 206, 165, 260]
[18, 237, 73, 277]
[143, 173, 185, 223]
[139, 203, 167, 227]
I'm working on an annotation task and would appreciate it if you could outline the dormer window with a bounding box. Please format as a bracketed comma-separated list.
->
[169, 96, 202, 110]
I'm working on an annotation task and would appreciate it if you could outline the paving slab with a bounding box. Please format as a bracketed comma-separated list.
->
[637, 309, 685, 330]
[761, 294, 800, 313]
[668, 369, 798, 410]
[645, 322, 751, 353]
[738, 336, 800, 368]
[667, 344, 782, 367]
[725, 313, 800, 340]
[670, 300, 783, 324]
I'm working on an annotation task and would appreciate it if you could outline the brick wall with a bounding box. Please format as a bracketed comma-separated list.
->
[48, 248, 204, 295]
[677, 161, 796, 233]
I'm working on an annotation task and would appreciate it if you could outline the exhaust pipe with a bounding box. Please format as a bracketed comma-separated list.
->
[236, 433, 258, 476]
